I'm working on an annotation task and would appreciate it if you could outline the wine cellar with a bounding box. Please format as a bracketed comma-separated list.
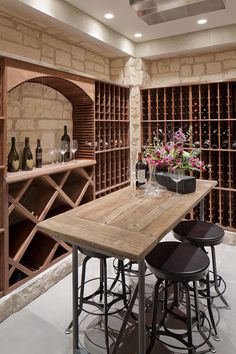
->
[141, 82, 236, 231]
[0, 58, 130, 296]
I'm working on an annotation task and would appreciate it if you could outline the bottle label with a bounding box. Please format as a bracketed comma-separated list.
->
[36, 153, 42, 159]
[26, 159, 34, 169]
[137, 170, 146, 183]
[12, 160, 20, 171]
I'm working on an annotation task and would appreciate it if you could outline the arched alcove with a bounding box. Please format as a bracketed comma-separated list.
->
[7, 75, 94, 163]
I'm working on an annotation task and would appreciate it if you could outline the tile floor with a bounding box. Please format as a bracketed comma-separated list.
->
[0, 233, 235, 354]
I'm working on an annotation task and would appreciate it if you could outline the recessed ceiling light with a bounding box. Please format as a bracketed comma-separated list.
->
[197, 19, 207, 25]
[134, 33, 142, 38]
[104, 13, 114, 19]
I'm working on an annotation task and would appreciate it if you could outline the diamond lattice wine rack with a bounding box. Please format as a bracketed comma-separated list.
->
[6, 161, 95, 292]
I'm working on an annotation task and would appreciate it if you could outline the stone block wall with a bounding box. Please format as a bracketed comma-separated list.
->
[150, 49, 236, 87]
[7, 82, 72, 165]
[110, 57, 151, 169]
[0, 7, 110, 81]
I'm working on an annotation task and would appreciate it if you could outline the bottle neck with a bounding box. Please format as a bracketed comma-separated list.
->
[137, 152, 142, 162]
[11, 138, 16, 148]
[64, 126, 67, 135]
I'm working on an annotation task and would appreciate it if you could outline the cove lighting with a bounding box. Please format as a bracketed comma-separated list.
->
[104, 13, 114, 19]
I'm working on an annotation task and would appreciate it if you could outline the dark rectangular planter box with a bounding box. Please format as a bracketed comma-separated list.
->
[156, 172, 196, 194]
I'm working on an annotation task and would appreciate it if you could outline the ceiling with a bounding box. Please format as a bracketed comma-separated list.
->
[2, 0, 236, 60]
[65, 0, 236, 42]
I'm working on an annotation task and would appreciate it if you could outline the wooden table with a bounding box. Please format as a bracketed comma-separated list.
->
[37, 179, 217, 354]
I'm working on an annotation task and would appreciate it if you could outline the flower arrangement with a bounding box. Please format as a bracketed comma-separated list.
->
[144, 128, 206, 173]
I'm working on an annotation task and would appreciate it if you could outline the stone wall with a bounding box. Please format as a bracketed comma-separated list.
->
[7, 82, 72, 165]
[0, 7, 110, 80]
[110, 57, 151, 169]
[150, 49, 236, 87]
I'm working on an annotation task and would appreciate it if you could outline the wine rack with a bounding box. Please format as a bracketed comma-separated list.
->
[95, 82, 130, 197]
[6, 161, 95, 292]
[0, 59, 7, 297]
[141, 82, 236, 231]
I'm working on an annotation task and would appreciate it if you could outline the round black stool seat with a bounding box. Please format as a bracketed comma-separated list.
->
[173, 220, 230, 310]
[78, 246, 109, 259]
[146, 241, 209, 282]
[146, 242, 216, 354]
[173, 220, 224, 247]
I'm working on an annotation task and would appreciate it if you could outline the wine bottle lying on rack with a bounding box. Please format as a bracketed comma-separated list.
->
[221, 129, 229, 149]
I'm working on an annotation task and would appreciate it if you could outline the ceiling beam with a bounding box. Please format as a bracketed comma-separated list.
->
[135, 24, 236, 59]
[10, 0, 136, 57]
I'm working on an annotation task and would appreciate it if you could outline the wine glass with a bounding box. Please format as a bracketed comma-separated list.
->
[170, 168, 183, 195]
[60, 141, 67, 164]
[71, 140, 78, 162]
[49, 147, 56, 166]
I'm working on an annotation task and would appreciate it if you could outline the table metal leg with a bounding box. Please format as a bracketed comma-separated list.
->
[138, 260, 146, 354]
[200, 199, 204, 221]
[72, 244, 79, 354]
[72, 245, 89, 354]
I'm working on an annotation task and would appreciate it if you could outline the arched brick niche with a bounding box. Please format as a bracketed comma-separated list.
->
[7, 75, 94, 162]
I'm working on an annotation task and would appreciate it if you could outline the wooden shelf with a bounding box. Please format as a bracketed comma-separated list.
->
[141, 82, 236, 230]
[95, 81, 130, 197]
[6, 159, 96, 184]
[95, 146, 130, 154]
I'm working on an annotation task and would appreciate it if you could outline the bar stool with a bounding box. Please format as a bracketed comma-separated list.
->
[145, 241, 216, 354]
[65, 247, 130, 354]
[173, 220, 230, 310]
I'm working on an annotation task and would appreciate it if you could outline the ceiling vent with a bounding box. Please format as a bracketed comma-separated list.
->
[129, 0, 226, 25]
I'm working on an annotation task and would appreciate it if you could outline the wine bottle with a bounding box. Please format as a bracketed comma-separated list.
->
[22, 137, 33, 171]
[7, 137, 20, 172]
[211, 128, 218, 149]
[221, 129, 229, 149]
[35, 139, 42, 168]
[61, 125, 70, 162]
[201, 106, 208, 119]
[136, 152, 146, 188]
[193, 100, 199, 120]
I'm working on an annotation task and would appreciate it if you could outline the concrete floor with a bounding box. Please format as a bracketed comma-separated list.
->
[0, 233, 235, 354]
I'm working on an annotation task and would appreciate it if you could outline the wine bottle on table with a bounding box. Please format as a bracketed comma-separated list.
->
[22, 137, 33, 171]
[35, 139, 42, 168]
[8, 137, 20, 172]
[136, 152, 146, 188]
[61, 125, 70, 162]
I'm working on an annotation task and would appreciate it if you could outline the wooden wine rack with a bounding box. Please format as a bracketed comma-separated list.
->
[0, 59, 7, 297]
[95, 82, 130, 197]
[0, 58, 130, 297]
[141, 82, 236, 231]
[6, 161, 95, 292]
